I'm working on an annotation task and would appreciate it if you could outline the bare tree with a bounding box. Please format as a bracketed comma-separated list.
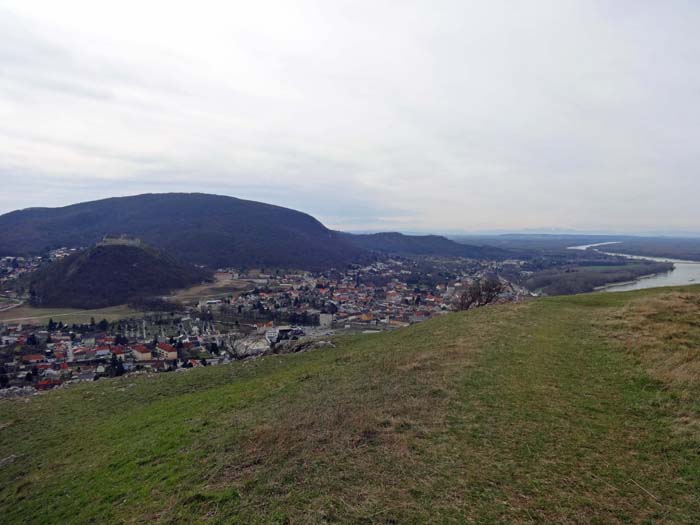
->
[457, 276, 503, 311]
[458, 280, 482, 310]
[480, 276, 503, 305]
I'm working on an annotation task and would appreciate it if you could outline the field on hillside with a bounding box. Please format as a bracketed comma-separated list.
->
[0, 296, 21, 312]
[0, 304, 140, 325]
[1, 287, 699, 523]
[168, 274, 253, 304]
[0, 273, 249, 325]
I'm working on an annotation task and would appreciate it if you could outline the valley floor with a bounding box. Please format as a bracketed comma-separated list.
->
[1, 287, 699, 523]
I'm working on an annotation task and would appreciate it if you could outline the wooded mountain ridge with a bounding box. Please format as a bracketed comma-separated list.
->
[0, 193, 507, 269]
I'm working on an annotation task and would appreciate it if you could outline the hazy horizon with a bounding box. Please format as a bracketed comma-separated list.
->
[2, 1, 699, 233]
[3, 190, 700, 239]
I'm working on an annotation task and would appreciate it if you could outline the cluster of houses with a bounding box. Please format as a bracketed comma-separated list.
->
[210, 258, 528, 331]
[0, 321, 229, 394]
[1, 254, 533, 396]
[195, 258, 531, 354]
[1, 247, 79, 289]
[1, 255, 42, 291]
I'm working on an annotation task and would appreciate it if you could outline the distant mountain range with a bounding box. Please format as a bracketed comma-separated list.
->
[20, 242, 210, 309]
[0, 193, 507, 269]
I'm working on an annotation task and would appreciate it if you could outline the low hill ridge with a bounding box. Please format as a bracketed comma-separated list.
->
[342, 231, 510, 259]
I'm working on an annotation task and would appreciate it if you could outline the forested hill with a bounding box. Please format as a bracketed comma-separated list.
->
[0, 193, 508, 268]
[0, 193, 366, 270]
[20, 243, 210, 309]
[342, 232, 510, 259]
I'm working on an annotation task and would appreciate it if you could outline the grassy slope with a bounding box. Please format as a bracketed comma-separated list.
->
[1, 287, 699, 523]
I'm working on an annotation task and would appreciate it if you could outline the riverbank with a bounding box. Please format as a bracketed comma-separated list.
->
[568, 242, 700, 292]
[524, 261, 673, 296]
[593, 272, 664, 291]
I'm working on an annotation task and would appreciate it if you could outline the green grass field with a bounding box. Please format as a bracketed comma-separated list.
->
[1, 286, 699, 523]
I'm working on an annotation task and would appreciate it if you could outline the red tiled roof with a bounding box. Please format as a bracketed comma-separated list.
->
[36, 379, 62, 390]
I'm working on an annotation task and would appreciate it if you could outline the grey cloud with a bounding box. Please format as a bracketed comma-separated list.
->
[0, 1, 699, 233]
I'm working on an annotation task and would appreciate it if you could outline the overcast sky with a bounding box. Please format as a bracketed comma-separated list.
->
[1, 1, 699, 233]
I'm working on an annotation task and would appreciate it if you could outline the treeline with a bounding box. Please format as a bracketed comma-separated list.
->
[523, 262, 673, 296]
[613, 239, 700, 262]
[128, 297, 184, 312]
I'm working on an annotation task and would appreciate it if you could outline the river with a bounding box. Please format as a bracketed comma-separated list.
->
[567, 242, 700, 292]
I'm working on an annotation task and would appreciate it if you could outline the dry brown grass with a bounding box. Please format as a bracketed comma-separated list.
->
[605, 290, 700, 441]
[168, 275, 253, 303]
[606, 291, 700, 388]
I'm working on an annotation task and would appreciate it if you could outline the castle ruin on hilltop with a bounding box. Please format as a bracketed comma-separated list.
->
[98, 234, 143, 247]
